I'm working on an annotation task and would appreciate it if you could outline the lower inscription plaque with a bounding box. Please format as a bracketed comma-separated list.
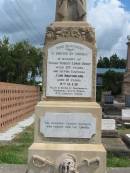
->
[40, 112, 96, 138]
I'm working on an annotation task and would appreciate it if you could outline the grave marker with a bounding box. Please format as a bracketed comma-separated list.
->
[27, 1, 106, 173]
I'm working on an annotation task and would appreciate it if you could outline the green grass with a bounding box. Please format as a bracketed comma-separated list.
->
[0, 125, 130, 167]
[107, 153, 130, 167]
[117, 126, 130, 136]
[0, 144, 28, 164]
[0, 125, 34, 164]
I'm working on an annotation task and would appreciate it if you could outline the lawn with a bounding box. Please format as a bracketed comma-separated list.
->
[0, 125, 34, 164]
[0, 125, 130, 167]
[117, 126, 130, 136]
[107, 152, 130, 167]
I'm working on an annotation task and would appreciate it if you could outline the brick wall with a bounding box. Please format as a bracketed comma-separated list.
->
[0, 82, 40, 131]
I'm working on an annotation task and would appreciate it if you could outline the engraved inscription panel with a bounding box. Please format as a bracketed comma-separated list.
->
[46, 42, 92, 97]
[40, 112, 96, 139]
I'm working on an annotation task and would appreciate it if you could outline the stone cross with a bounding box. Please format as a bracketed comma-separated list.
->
[55, 0, 86, 21]
[127, 35, 130, 71]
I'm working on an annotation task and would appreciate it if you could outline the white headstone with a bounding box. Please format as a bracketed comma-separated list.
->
[40, 112, 96, 139]
[122, 109, 130, 120]
[102, 119, 116, 131]
[46, 42, 92, 98]
[126, 134, 130, 138]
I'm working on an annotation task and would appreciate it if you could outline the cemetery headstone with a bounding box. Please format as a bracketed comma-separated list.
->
[104, 95, 114, 105]
[124, 122, 130, 127]
[27, 1, 106, 173]
[102, 119, 116, 131]
[125, 95, 130, 107]
[102, 92, 114, 105]
[102, 119, 118, 138]
[122, 109, 130, 121]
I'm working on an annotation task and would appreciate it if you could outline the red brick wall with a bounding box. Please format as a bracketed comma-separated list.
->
[0, 82, 40, 131]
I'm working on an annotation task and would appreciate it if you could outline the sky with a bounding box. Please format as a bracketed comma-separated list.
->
[0, 0, 130, 58]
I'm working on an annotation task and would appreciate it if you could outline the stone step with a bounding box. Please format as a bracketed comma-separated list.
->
[0, 165, 130, 173]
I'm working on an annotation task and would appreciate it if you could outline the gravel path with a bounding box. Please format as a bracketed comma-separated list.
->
[0, 115, 34, 142]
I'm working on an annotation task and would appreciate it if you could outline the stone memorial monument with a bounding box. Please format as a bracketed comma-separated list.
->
[123, 36, 130, 98]
[26, 0, 106, 173]
[56, 0, 86, 21]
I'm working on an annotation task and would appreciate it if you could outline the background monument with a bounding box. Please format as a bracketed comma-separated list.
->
[123, 36, 130, 107]
[123, 36, 130, 95]
[27, 0, 106, 173]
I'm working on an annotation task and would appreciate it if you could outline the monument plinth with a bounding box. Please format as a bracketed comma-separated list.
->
[27, 1, 106, 173]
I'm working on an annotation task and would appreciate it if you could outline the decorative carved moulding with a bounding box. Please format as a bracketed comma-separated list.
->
[26, 154, 100, 173]
[44, 22, 96, 45]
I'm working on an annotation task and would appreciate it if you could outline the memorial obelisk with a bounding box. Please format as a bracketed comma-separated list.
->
[27, 1, 107, 173]
[123, 36, 130, 96]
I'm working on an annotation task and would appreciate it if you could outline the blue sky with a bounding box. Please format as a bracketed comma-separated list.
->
[0, 0, 130, 58]
[120, 0, 130, 11]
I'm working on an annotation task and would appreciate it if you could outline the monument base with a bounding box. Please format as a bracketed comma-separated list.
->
[29, 101, 106, 173]
[34, 101, 102, 144]
[28, 143, 106, 173]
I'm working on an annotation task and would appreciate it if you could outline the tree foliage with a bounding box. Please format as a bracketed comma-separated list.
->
[97, 54, 126, 68]
[102, 70, 124, 95]
[0, 37, 42, 84]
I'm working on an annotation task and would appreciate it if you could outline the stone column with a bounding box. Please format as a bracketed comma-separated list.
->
[127, 35, 130, 71]
[122, 36, 130, 97]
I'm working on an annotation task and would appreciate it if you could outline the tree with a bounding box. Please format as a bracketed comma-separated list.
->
[97, 54, 126, 68]
[0, 37, 42, 84]
[119, 59, 126, 68]
[0, 37, 15, 82]
[97, 57, 110, 68]
[109, 54, 119, 68]
[102, 70, 124, 95]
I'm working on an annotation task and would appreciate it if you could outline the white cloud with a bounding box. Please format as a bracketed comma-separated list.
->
[0, 0, 130, 58]
[88, 0, 130, 58]
[0, 0, 55, 44]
